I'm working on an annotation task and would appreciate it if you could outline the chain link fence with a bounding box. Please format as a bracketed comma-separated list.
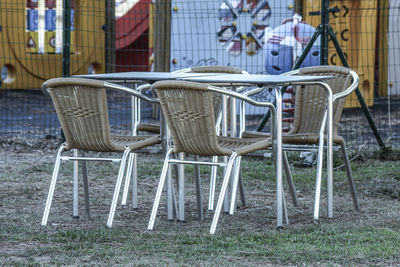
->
[0, 0, 399, 149]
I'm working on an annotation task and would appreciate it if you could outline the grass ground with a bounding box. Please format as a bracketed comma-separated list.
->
[0, 141, 399, 265]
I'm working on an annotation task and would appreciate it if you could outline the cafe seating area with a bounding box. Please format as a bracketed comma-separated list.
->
[40, 65, 360, 234]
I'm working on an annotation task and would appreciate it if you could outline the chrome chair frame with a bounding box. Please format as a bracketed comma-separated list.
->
[41, 80, 160, 228]
[146, 82, 281, 234]
[241, 67, 359, 219]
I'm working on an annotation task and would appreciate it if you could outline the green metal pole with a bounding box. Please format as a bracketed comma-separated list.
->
[60, 0, 71, 141]
[62, 0, 71, 77]
[327, 26, 386, 148]
[256, 0, 386, 150]
[320, 0, 329, 65]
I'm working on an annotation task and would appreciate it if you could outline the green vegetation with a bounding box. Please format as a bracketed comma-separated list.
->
[1, 150, 399, 265]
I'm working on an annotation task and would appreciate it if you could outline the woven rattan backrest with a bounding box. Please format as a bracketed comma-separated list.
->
[291, 66, 353, 135]
[154, 80, 231, 156]
[46, 78, 117, 152]
[189, 66, 245, 119]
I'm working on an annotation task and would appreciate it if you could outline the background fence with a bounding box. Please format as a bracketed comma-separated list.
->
[0, 0, 399, 150]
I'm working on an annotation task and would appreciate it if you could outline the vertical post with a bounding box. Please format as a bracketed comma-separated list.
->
[320, 0, 329, 65]
[154, 0, 171, 154]
[105, 0, 116, 73]
[154, 0, 171, 72]
[62, 0, 71, 77]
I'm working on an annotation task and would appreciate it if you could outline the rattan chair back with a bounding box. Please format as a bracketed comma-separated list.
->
[46, 78, 123, 152]
[291, 65, 353, 136]
[154, 80, 231, 156]
[185, 65, 247, 119]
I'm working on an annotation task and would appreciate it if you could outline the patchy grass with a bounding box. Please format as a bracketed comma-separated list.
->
[0, 148, 400, 265]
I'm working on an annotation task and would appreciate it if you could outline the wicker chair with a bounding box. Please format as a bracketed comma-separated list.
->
[147, 80, 276, 234]
[242, 65, 360, 219]
[136, 66, 250, 221]
[137, 65, 248, 133]
[41, 78, 161, 228]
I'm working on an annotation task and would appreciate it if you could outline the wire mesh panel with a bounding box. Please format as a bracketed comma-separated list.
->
[0, 0, 399, 150]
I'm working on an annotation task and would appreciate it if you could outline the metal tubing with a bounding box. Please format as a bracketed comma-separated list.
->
[210, 152, 238, 234]
[313, 127, 325, 220]
[230, 95, 237, 137]
[208, 156, 218, 210]
[324, 84, 333, 218]
[60, 156, 121, 162]
[229, 156, 242, 214]
[106, 147, 131, 228]
[274, 88, 284, 227]
[238, 171, 247, 207]
[121, 153, 134, 206]
[168, 159, 227, 167]
[167, 165, 174, 221]
[341, 143, 360, 211]
[178, 153, 185, 221]
[148, 148, 173, 230]
[132, 153, 138, 209]
[41, 145, 66, 226]
[194, 155, 204, 221]
[166, 128, 174, 220]
[283, 151, 298, 206]
[72, 149, 79, 218]
[222, 95, 230, 213]
[282, 185, 289, 225]
[81, 154, 91, 219]
[223, 155, 230, 214]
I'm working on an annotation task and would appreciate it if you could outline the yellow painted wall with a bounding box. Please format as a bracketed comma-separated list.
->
[303, 0, 376, 108]
[0, 0, 105, 89]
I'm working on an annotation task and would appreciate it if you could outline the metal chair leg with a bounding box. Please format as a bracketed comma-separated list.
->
[223, 155, 230, 213]
[131, 153, 138, 208]
[282, 186, 289, 225]
[313, 134, 325, 220]
[210, 152, 237, 234]
[194, 155, 204, 221]
[148, 148, 173, 230]
[238, 170, 247, 207]
[229, 156, 242, 214]
[81, 154, 91, 219]
[178, 152, 185, 222]
[72, 149, 79, 218]
[41, 144, 66, 226]
[208, 156, 218, 211]
[167, 164, 175, 220]
[283, 151, 298, 206]
[107, 147, 131, 228]
[121, 153, 135, 206]
[341, 143, 360, 211]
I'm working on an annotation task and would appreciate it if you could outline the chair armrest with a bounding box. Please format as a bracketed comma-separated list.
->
[104, 82, 159, 104]
[208, 85, 275, 110]
[332, 70, 359, 102]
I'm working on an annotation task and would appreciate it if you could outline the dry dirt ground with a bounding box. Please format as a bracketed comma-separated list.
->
[0, 138, 399, 265]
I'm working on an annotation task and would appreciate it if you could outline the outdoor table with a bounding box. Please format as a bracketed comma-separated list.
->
[77, 71, 333, 227]
[76, 71, 222, 83]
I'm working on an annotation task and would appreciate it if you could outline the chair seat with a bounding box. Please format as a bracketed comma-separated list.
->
[110, 135, 161, 151]
[242, 131, 345, 145]
[216, 136, 270, 156]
